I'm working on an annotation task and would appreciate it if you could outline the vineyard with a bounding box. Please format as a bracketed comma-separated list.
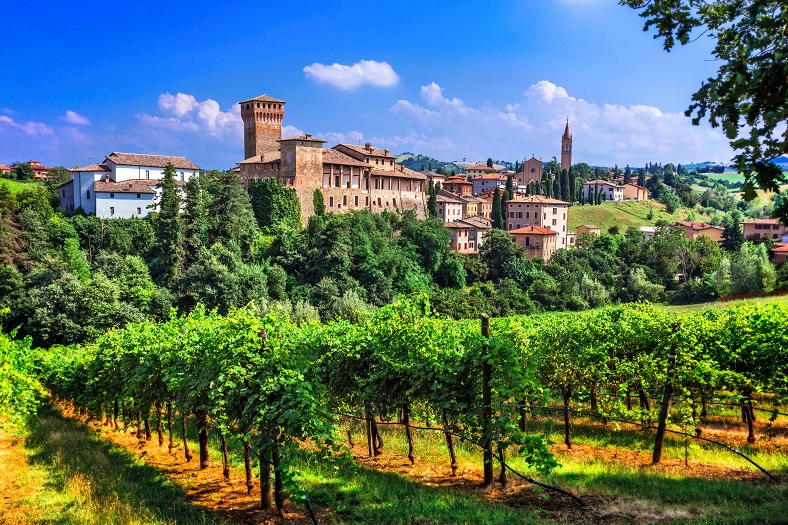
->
[3, 298, 788, 523]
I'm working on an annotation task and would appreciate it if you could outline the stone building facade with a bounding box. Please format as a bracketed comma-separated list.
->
[561, 119, 572, 172]
[237, 94, 426, 223]
[518, 155, 543, 187]
[505, 195, 570, 249]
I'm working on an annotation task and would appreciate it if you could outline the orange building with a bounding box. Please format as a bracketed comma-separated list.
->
[509, 225, 559, 261]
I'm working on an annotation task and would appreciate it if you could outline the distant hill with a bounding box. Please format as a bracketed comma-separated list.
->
[395, 153, 464, 175]
[568, 200, 714, 232]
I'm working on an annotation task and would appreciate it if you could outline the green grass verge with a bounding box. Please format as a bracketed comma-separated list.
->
[0, 178, 43, 193]
[568, 200, 713, 232]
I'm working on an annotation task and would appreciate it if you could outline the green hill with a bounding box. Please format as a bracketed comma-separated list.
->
[0, 179, 43, 194]
[395, 153, 463, 174]
[568, 200, 713, 232]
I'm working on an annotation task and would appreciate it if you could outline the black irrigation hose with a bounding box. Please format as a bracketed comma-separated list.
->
[497, 404, 780, 482]
[333, 410, 587, 508]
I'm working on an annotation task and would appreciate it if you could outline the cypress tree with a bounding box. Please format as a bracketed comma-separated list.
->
[209, 170, 259, 250]
[313, 188, 326, 216]
[637, 169, 646, 187]
[553, 176, 560, 199]
[182, 175, 208, 269]
[721, 215, 744, 252]
[568, 167, 576, 203]
[560, 169, 569, 202]
[624, 165, 632, 184]
[152, 162, 183, 288]
[594, 183, 599, 205]
[427, 184, 438, 218]
[504, 172, 514, 202]
[491, 187, 503, 229]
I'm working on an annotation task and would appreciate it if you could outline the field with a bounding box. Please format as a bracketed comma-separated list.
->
[567, 200, 713, 232]
[0, 178, 43, 194]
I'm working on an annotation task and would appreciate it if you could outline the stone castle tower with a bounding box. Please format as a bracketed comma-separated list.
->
[239, 94, 285, 159]
[561, 119, 572, 172]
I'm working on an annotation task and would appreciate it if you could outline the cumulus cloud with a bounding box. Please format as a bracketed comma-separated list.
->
[282, 124, 305, 138]
[137, 92, 242, 137]
[303, 60, 399, 90]
[384, 80, 733, 165]
[0, 115, 54, 137]
[60, 110, 91, 125]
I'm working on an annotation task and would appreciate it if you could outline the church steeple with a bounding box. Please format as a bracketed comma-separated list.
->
[561, 118, 572, 172]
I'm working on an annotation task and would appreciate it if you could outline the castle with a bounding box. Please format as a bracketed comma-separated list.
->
[236, 94, 427, 223]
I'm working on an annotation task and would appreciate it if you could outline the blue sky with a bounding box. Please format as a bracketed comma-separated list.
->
[0, 0, 734, 170]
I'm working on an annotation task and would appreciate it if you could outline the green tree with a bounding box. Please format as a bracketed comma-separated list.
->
[210, 171, 259, 248]
[637, 169, 646, 187]
[491, 187, 504, 229]
[479, 228, 517, 281]
[152, 162, 183, 288]
[12, 163, 34, 181]
[721, 214, 744, 252]
[622, 0, 788, 221]
[569, 167, 576, 203]
[312, 188, 325, 217]
[486, 158, 494, 168]
[183, 176, 208, 268]
[560, 169, 569, 202]
[504, 172, 514, 202]
[427, 182, 438, 218]
[624, 165, 632, 184]
[553, 176, 560, 200]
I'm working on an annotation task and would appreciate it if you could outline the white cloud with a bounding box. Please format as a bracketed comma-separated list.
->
[282, 124, 305, 138]
[138, 92, 242, 137]
[60, 110, 91, 125]
[0, 115, 54, 137]
[303, 60, 399, 90]
[383, 80, 733, 165]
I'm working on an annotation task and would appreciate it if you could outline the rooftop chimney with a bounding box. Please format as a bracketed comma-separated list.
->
[365, 142, 372, 152]
[305, 133, 312, 139]
[384, 149, 389, 155]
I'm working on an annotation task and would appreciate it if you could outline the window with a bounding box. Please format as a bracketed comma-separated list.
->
[136, 193, 141, 199]
[110, 207, 115, 216]
[86, 190, 91, 200]
[354, 195, 359, 206]
[329, 196, 334, 207]
[137, 207, 141, 215]
[180, 172, 185, 181]
[553, 207, 557, 214]
[110, 193, 115, 198]
[552, 219, 557, 226]
[365, 196, 369, 206]
[145, 170, 150, 179]
[343, 195, 347, 206]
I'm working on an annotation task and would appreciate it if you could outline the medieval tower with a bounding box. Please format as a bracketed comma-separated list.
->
[561, 119, 572, 172]
[239, 94, 285, 160]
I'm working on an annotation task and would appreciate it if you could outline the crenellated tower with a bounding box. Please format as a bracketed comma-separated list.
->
[239, 94, 285, 160]
[561, 119, 572, 172]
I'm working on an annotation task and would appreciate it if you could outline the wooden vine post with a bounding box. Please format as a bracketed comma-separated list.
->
[653, 321, 680, 464]
[481, 313, 494, 486]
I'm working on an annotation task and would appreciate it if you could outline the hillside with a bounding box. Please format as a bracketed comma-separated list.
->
[568, 200, 713, 232]
[0, 179, 42, 194]
[395, 153, 463, 174]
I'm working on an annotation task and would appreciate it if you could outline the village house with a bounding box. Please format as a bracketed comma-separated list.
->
[237, 94, 426, 222]
[576, 224, 601, 236]
[673, 221, 725, 243]
[622, 182, 649, 201]
[446, 215, 492, 254]
[509, 225, 559, 261]
[472, 173, 507, 195]
[59, 152, 199, 218]
[435, 190, 464, 223]
[456, 194, 489, 219]
[444, 175, 473, 195]
[0, 164, 13, 176]
[465, 162, 497, 178]
[772, 243, 788, 264]
[582, 179, 624, 202]
[639, 226, 658, 240]
[505, 195, 571, 249]
[742, 218, 788, 241]
[28, 160, 53, 180]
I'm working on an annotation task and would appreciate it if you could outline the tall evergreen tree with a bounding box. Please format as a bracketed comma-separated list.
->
[182, 175, 208, 269]
[721, 215, 744, 252]
[560, 169, 569, 202]
[624, 165, 632, 184]
[637, 169, 646, 187]
[209, 171, 259, 250]
[427, 183, 438, 218]
[491, 187, 503, 229]
[313, 188, 326, 216]
[486, 157, 494, 168]
[152, 162, 183, 287]
[553, 175, 560, 199]
[504, 172, 514, 202]
[568, 167, 576, 203]
[594, 183, 600, 205]
[514, 160, 520, 173]
[541, 171, 552, 197]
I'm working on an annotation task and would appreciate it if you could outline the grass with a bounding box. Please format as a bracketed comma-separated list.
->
[0, 178, 43, 193]
[659, 293, 788, 313]
[2, 404, 227, 525]
[568, 200, 713, 232]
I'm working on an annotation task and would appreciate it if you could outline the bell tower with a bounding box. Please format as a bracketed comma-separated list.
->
[239, 94, 286, 160]
[561, 119, 572, 172]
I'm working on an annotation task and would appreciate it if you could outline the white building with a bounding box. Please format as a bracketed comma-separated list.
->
[59, 153, 199, 218]
[582, 180, 624, 202]
[505, 195, 571, 249]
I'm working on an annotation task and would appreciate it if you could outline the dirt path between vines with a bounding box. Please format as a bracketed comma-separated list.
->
[0, 425, 39, 525]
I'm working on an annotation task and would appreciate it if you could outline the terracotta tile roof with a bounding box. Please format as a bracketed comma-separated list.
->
[743, 218, 784, 225]
[508, 195, 570, 205]
[371, 166, 427, 181]
[675, 221, 722, 231]
[459, 216, 492, 228]
[436, 189, 464, 203]
[106, 152, 199, 170]
[623, 182, 648, 189]
[445, 221, 470, 229]
[94, 179, 186, 194]
[474, 173, 507, 180]
[70, 163, 111, 172]
[338, 143, 394, 158]
[239, 152, 281, 164]
[457, 195, 486, 203]
[563, 119, 572, 139]
[583, 179, 619, 187]
[579, 224, 600, 229]
[772, 243, 788, 253]
[509, 225, 559, 235]
[278, 134, 326, 143]
[238, 94, 285, 104]
[0, 164, 12, 171]
[322, 149, 368, 167]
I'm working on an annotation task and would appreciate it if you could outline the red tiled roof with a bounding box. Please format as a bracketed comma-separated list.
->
[584, 179, 619, 187]
[337, 143, 394, 158]
[238, 94, 285, 104]
[474, 173, 507, 180]
[71, 163, 111, 172]
[743, 218, 784, 225]
[278, 134, 326, 143]
[239, 151, 281, 164]
[623, 182, 648, 190]
[508, 195, 570, 205]
[106, 152, 199, 170]
[371, 167, 427, 181]
[94, 179, 186, 194]
[322, 149, 368, 167]
[675, 221, 722, 231]
[509, 225, 558, 235]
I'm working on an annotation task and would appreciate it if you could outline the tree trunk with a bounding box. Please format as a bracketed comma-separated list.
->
[365, 410, 373, 458]
[196, 410, 210, 469]
[182, 414, 193, 462]
[700, 393, 708, 418]
[519, 397, 527, 432]
[244, 440, 254, 495]
[136, 411, 143, 439]
[744, 399, 756, 444]
[637, 383, 651, 412]
[155, 403, 164, 446]
[626, 388, 632, 411]
[346, 427, 355, 448]
[260, 441, 273, 509]
[113, 398, 119, 429]
[272, 440, 284, 517]
[590, 387, 598, 414]
[653, 343, 678, 465]
[497, 444, 507, 485]
[562, 386, 572, 450]
[371, 419, 384, 455]
[167, 403, 174, 453]
[144, 411, 152, 441]
[221, 433, 230, 481]
[442, 412, 458, 476]
[403, 402, 415, 465]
